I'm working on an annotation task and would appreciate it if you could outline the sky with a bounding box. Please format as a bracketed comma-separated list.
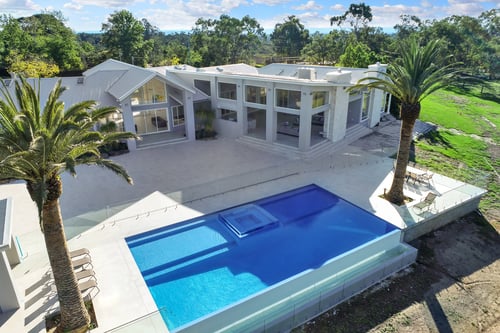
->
[0, 0, 498, 33]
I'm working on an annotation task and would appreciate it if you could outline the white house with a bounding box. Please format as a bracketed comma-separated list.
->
[2, 59, 391, 156]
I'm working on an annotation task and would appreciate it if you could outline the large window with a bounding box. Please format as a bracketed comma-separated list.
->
[130, 78, 166, 105]
[218, 82, 237, 100]
[361, 91, 370, 120]
[220, 108, 237, 122]
[312, 91, 328, 108]
[133, 108, 168, 135]
[276, 89, 301, 109]
[245, 85, 267, 104]
[194, 79, 211, 96]
[172, 105, 185, 126]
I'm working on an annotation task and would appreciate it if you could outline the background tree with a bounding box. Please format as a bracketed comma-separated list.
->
[349, 39, 457, 204]
[8, 58, 59, 77]
[394, 14, 424, 40]
[338, 38, 376, 67]
[270, 15, 310, 57]
[330, 2, 372, 39]
[479, 9, 499, 79]
[0, 15, 32, 70]
[101, 10, 153, 66]
[357, 26, 392, 63]
[17, 12, 83, 71]
[0, 12, 82, 74]
[435, 16, 490, 76]
[302, 32, 334, 64]
[141, 18, 168, 66]
[78, 35, 108, 69]
[190, 15, 265, 66]
[0, 77, 136, 331]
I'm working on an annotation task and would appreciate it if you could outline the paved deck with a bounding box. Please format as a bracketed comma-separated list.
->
[0, 118, 485, 332]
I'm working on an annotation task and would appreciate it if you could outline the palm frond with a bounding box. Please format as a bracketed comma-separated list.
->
[350, 38, 459, 105]
[101, 131, 139, 144]
[0, 74, 135, 226]
[79, 156, 133, 185]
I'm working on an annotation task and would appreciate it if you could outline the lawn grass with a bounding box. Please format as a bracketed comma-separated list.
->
[420, 82, 500, 143]
[417, 130, 490, 170]
[416, 81, 499, 220]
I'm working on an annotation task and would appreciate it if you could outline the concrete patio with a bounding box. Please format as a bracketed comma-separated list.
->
[0, 119, 485, 332]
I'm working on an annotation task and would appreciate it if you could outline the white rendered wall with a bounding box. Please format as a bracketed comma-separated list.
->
[330, 87, 350, 142]
[0, 251, 22, 312]
[121, 100, 137, 150]
[183, 92, 196, 141]
[366, 63, 388, 128]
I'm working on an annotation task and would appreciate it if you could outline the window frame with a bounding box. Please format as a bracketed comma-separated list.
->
[245, 85, 267, 105]
[275, 88, 301, 110]
[218, 82, 237, 100]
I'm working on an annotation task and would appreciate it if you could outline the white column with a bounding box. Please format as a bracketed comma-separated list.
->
[266, 85, 275, 143]
[325, 70, 352, 143]
[236, 81, 245, 136]
[367, 63, 388, 127]
[5, 236, 21, 265]
[330, 87, 350, 142]
[120, 100, 137, 150]
[0, 251, 22, 312]
[298, 89, 312, 151]
[184, 92, 196, 141]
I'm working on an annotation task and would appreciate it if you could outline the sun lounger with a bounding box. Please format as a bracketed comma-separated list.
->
[417, 172, 434, 186]
[413, 192, 438, 214]
[70, 248, 91, 259]
[72, 256, 92, 270]
[406, 171, 420, 183]
[79, 279, 100, 300]
[75, 269, 96, 281]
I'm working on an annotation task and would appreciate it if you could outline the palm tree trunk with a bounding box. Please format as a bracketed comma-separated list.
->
[387, 103, 420, 205]
[43, 198, 90, 331]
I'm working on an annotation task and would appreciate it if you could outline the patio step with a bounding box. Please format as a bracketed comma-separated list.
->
[136, 137, 188, 150]
[236, 136, 303, 159]
[237, 124, 373, 160]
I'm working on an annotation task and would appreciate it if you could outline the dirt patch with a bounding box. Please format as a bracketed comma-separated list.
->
[293, 212, 500, 333]
[447, 95, 469, 105]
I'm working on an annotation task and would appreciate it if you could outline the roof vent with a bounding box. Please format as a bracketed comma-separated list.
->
[298, 68, 316, 80]
[77, 77, 84, 84]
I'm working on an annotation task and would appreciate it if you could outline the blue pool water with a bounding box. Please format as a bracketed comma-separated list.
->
[126, 184, 398, 330]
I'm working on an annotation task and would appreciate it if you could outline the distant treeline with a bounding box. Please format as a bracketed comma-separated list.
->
[0, 5, 497, 79]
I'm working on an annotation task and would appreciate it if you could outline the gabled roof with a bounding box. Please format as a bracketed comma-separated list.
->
[83, 59, 136, 77]
[83, 60, 196, 100]
[152, 67, 196, 95]
[106, 68, 157, 102]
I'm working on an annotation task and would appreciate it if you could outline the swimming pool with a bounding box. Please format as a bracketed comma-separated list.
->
[126, 184, 416, 332]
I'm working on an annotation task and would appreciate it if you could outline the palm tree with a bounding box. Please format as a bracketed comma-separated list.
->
[0, 76, 136, 331]
[350, 38, 457, 205]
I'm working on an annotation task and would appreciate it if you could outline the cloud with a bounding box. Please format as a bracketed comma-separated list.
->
[444, 0, 489, 16]
[252, 0, 289, 5]
[329, 4, 345, 12]
[292, 1, 322, 11]
[264, 12, 331, 31]
[63, 2, 83, 10]
[0, 0, 41, 13]
[66, 0, 140, 8]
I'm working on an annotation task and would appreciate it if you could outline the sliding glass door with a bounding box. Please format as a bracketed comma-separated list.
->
[133, 108, 169, 135]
